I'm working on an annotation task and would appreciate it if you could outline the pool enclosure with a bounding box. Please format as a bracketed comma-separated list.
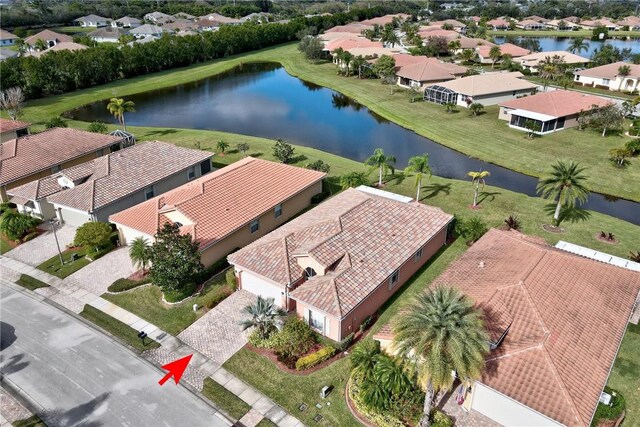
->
[423, 85, 457, 104]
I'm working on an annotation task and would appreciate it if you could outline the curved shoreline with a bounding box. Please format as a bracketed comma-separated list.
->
[22, 42, 640, 203]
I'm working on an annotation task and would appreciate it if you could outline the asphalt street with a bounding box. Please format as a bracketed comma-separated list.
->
[0, 282, 231, 427]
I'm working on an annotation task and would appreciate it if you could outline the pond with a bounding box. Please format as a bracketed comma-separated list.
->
[493, 36, 640, 56]
[69, 63, 639, 225]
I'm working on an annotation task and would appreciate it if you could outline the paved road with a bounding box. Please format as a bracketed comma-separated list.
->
[0, 283, 231, 427]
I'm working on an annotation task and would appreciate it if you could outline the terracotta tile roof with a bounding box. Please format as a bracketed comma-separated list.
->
[486, 18, 509, 27]
[0, 29, 18, 40]
[522, 15, 550, 23]
[515, 51, 591, 67]
[0, 128, 122, 187]
[109, 157, 326, 247]
[361, 14, 410, 26]
[457, 37, 495, 49]
[429, 72, 537, 97]
[517, 19, 547, 27]
[581, 18, 619, 28]
[346, 47, 400, 57]
[418, 29, 460, 40]
[0, 118, 30, 133]
[10, 141, 211, 212]
[326, 38, 382, 52]
[499, 90, 613, 118]
[397, 59, 467, 83]
[88, 27, 127, 39]
[24, 30, 72, 46]
[229, 188, 453, 318]
[376, 229, 640, 426]
[477, 42, 531, 58]
[325, 23, 372, 34]
[575, 61, 640, 80]
[26, 42, 88, 58]
[198, 13, 241, 24]
[391, 54, 432, 69]
[430, 19, 466, 28]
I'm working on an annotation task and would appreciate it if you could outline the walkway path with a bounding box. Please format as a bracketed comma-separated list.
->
[0, 256, 304, 427]
[4, 224, 76, 267]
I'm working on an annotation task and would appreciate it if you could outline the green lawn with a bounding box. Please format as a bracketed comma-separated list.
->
[256, 418, 278, 427]
[0, 234, 14, 254]
[487, 29, 640, 38]
[524, 76, 637, 100]
[202, 378, 251, 420]
[103, 273, 233, 335]
[18, 43, 640, 202]
[607, 322, 640, 426]
[37, 247, 90, 279]
[15, 274, 49, 291]
[79, 305, 160, 352]
[50, 26, 96, 34]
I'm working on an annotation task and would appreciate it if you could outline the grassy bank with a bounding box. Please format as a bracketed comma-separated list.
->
[19, 43, 640, 202]
[488, 29, 640, 38]
[607, 323, 640, 425]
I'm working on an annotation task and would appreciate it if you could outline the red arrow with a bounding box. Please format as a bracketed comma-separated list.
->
[158, 354, 193, 386]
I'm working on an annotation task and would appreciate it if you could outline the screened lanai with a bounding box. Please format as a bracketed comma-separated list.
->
[424, 85, 457, 104]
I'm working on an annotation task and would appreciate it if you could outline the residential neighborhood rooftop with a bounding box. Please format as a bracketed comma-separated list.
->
[10, 141, 212, 212]
[499, 90, 613, 119]
[24, 29, 73, 46]
[26, 41, 88, 57]
[477, 42, 530, 58]
[397, 59, 467, 82]
[109, 157, 326, 247]
[228, 187, 453, 318]
[0, 118, 31, 133]
[0, 29, 18, 40]
[0, 128, 122, 186]
[429, 72, 537, 96]
[575, 61, 640, 79]
[515, 50, 591, 66]
[375, 229, 640, 426]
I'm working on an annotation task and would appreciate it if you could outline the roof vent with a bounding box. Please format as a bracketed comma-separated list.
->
[478, 261, 485, 268]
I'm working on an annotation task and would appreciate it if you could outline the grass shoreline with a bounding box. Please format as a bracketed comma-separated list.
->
[17, 43, 640, 202]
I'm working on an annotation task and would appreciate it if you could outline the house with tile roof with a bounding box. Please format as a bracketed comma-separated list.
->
[112, 16, 142, 29]
[24, 30, 73, 51]
[424, 72, 538, 107]
[476, 42, 530, 64]
[486, 18, 510, 30]
[514, 51, 591, 73]
[574, 61, 640, 93]
[143, 11, 173, 24]
[580, 18, 619, 31]
[129, 24, 165, 39]
[88, 27, 128, 43]
[228, 187, 453, 341]
[74, 14, 110, 27]
[396, 58, 467, 89]
[373, 228, 640, 427]
[516, 19, 547, 30]
[8, 142, 212, 226]
[498, 90, 613, 134]
[0, 128, 124, 202]
[110, 157, 325, 267]
[0, 118, 30, 143]
[24, 42, 88, 58]
[0, 29, 19, 46]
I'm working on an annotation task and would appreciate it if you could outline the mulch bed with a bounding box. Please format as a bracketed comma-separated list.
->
[542, 224, 565, 233]
[245, 343, 349, 376]
[126, 270, 148, 281]
[595, 234, 619, 245]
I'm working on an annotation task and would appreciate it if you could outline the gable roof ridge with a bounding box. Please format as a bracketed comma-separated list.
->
[540, 344, 583, 426]
[485, 342, 543, 362]
[518, 277, 550, 335]
[89, 179, 97, 212]
[330, 278, 343, 317]
[282, 235, 293, 285]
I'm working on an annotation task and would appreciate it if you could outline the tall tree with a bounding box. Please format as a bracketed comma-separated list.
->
[536, 160, 589, 226]
[0, 87, 25, 120]
[467, 170, 490, 207]
[107, 97, 135, 131]
[239, 296, 287, 339]
[568, 38, 589, 54]
[488, 45, 501, 68]
[393, 287, 488, 427]
[129, 236, 151, 272]
[381, 23, 399, 47]
[34, 38, 48, 51]
[365, 148, 396, 187]
[405, 154, 432, 202]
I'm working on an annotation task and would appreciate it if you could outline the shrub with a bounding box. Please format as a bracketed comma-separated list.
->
[16, 274, 48, 291]
[248, 329, 274, 348]
[108, 277, 150, 293]
[430, 409, 454, 427]
[456, 216, 488, 244]
[204, 288, 232, 309]
[197, 256, 231, 284]
[295, 346, 335, 370]
[335, 332, 355, 352]
[311, 191, 330, 204]
[87, 121, 108, 133]
[269, 317, 318, 365]
[0, 210, 39, 240]
[44, 116, 67, 129]
[163, 282, 197, 303]
[591, 387, 625, 426]
[349, 374, 405, 427]
[359, 315, 374, 333]
[630, 251, 640, 262]
[22, 231, 39, 242]
[85, 243, 113, 261]
[306, 159, 331, 173]
[504, 215, 521, 231]
[625, 138, 640, 156]
[272, 139, 295, 164]
[74, 222, 112, 250]
[225, 269, 237, 291]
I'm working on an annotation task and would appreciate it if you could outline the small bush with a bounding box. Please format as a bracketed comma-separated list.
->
[16, 274, 49, 291]
[335, 332, 355, 352]
[504, 215, 521, 231]
[456, 216, 488, 244]
[430, 409, 454, 427]
[74, 222, 112, 250]
[248, 328, 274, 348]
[272, 139, 295, 164]
[85, 243, 114, 261]
[204, 288, 232, 309]
[22, 231, 39, 242]
[108, 277, 150, 293]
[311, 191, 330, 204]
[225, 269, 237, 291]
[625, 139, 640, 156]
[306, 159, 331, 173]
[44, 116, 67, 129]
[295, 346, 335, 370]
[87, 121, 108, 134]
[269, 317, 318, 366]
[163, 282, 197, 303]
[591, 387, 625, 426]
[359, 315, 374, 333]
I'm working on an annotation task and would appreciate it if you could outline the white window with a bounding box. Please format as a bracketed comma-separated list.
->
[51, 165, 61, 173]
[308, 310, 324, 332]
[603, 78, 611, 85]
[414, 247, 423, 262]
[144, 185, 155, 200]
[250, 219, 259, 234]
[274, 204, 282, 218]
[388, 269, 399, 290]
[187, 165, 196, 180]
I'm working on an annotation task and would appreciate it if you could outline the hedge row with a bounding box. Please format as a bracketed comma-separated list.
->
[107, 277, 151, 293]
[295, 345, 335, 370]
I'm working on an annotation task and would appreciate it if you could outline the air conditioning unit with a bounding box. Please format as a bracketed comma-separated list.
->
[599, 391, 612, 406]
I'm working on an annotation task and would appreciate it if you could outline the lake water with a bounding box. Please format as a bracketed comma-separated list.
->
[69, 63, 639, 225]
[493, 36, 640, 56]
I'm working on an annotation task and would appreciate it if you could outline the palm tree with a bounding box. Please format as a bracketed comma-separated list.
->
[374, 355, 411, 396]
[405, 154, 432, 201]
[237, 142, 250, 156]
[106, 97, 136, 131]
[536, 161, 589, 226]
[239, 296, 287, 339]
[467, 170, 490, 207]
[459, 48, 477, 64]
[340, 171, 369, 189]
[568, 38, 589, 54]
[488, 45, 501, 68]
[365, 148, 396, 187]
[393, 287, 488, 427]
[15, 38, 27, 54]
[216, 140, 229, 154]
[469, 103, 484, 116]
[129, 237, 151, 273]
[34, 38, 48, 51]
[350, 339, 380, 379]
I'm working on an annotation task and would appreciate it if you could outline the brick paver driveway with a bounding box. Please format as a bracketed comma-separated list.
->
[178, 290, 256, 365]
[5, 224, 76, 267]
[65, 246, 137, 295]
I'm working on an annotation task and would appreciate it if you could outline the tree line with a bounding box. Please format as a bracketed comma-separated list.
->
[1, 8, 392, 100]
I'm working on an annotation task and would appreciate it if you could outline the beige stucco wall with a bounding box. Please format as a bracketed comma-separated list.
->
[201, 180, 322, 267]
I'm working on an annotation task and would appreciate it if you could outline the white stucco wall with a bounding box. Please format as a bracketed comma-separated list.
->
[115, 224, 154, 246]
[471, 382, 563, 427]
[238, 270, 285, 307]
[457, 89, 536, 107]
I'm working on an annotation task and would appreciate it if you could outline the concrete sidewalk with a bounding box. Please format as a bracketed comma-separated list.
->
[0, 256, 304, 427]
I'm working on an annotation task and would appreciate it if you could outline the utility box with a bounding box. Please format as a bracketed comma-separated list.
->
[320, 385, 332, 399]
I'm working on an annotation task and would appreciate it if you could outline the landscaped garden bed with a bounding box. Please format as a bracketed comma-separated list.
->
[37, 247, 92, 279]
